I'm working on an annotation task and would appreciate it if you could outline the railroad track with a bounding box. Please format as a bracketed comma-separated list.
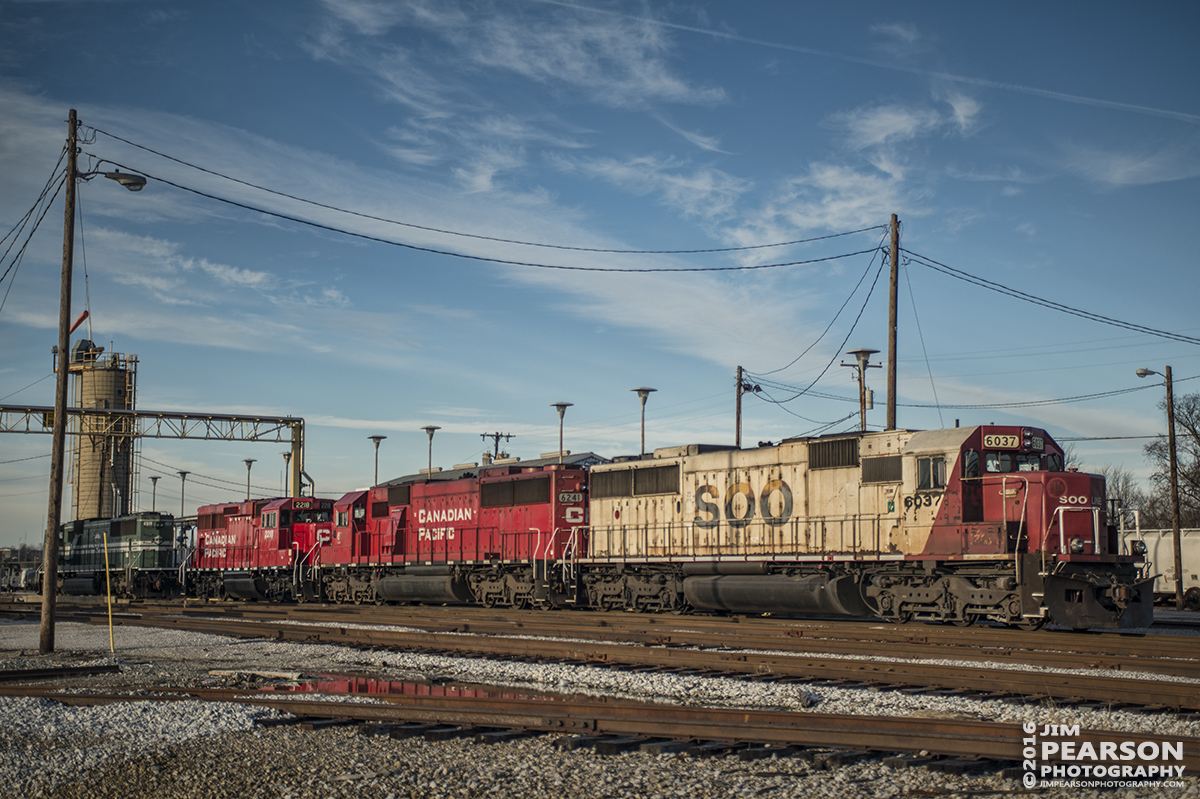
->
[4, 679, 1199, 773]
[8, 598, 1199, 671]
[7, 599, 1200, 712]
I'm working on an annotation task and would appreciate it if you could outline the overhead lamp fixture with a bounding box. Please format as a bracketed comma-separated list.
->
[103, 170, 147, 191]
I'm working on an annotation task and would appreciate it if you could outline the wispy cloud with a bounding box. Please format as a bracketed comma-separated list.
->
[831, 104, 942, 151]
[536, 1, 1200, 124]
[553, 154, 751, 220]
[653, 113, 728, 153]
[1062, 136, 1200, 187]
[723, 162, 919, 256]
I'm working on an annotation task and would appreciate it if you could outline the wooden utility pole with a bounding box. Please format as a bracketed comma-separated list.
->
[886, 214, 899, 430]
[735, 366, 743, 448]
[1166, 365, 1183, 610]
[41, 109, 78, 653]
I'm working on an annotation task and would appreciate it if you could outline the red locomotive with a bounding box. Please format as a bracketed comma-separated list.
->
[184, 424, 1152, 630]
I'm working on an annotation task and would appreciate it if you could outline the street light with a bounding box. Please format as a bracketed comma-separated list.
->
[149, 476, 160, 512]
[243, 459, 256, 501]
[178, 471, 190, 520]
[842, 348, 881, 432]
[631, 388, 656, 457]
[422, 426, 440, 480]
[1137, 366, 1184, 610]
[368, 435, 386, 485]
[281, 451, 292, 496]
[41, 109, 148, 654]
[550, 402, 573, 464]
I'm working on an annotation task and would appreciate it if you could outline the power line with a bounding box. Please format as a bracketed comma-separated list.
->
[748, 249, 888, 406]
[89, 159, 883, 273]
[87, 126, 887, 255]
[904, 249, 1200, 347]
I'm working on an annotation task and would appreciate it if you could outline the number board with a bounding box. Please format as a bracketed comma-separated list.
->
[982, 433, 1046, 451]
[558, 492, 584, 504]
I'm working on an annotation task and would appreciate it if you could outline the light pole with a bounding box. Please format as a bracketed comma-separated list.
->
[41, 109, 147, 654]
[631, 388, 656, 457]
[368, 435, 386, 485]
[1137, 366, 1184, 610]
[281, 451, 292, 496]
[149, 476, 160, 512]
[551, 402, 573, 464]
[243, 459, 256, 501]
[178, 471, 190, 520]
[422, 426, 440, 480]
[842, 348, 881, 432]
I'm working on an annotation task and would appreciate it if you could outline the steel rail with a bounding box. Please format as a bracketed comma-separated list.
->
[48, 611, 1200, 711]
[2, 685, 1196, 771]
[9, 599, 1198, 673]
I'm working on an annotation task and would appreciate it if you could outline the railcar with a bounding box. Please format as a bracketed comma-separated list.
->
[190, 496, 336, 600]
[170, 422, 1151, 629]
[57, 512, 181, 597]
[583, 424, 1151, 629]
[1118, 527, 1200, 610]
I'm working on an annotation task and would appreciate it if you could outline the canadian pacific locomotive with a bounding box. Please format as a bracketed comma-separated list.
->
[167, 423, 1152, 630]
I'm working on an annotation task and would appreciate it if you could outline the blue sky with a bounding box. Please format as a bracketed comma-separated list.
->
[1, 1, 1198, 547]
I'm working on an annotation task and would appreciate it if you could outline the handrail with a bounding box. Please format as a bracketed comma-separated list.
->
[1052, 506, 1102, 555]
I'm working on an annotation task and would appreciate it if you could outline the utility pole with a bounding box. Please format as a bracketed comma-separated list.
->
[1166, 365, 1183, 610]
[480, 432, 513, 459]
[40, 109, 78, 653]
[736, 366, 743, 448]
[886, 213, 899, 431]
[734, 366, 760, 448]
[842, 349, 881, 432]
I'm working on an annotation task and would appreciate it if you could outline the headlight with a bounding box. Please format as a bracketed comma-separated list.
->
[1131, 540, 1147, 556]
[1069, 538, 1086, 554]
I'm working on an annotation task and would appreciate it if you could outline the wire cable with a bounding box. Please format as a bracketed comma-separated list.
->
[902, 257, 943, 426]
[905, 248, 1200, 347]
[0, 373, 55, 402]
[750, 229, 891, 377]
[81, 161, 884, 273]
[0, 171, 69, 318]
[749, 249, 888, 405]
[87, 126, 887, 255]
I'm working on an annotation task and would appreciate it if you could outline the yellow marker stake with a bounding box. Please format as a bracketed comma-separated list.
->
[101, 529, 114, 653]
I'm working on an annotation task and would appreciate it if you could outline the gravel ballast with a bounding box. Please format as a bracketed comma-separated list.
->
[1, 617, 1198, 798]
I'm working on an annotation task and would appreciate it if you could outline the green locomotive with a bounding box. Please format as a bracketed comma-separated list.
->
[59, 512, 184, 598]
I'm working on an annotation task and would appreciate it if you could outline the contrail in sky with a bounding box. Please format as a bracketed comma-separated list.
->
[537, 0, 1200, 125]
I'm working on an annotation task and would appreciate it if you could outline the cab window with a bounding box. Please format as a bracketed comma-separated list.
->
[985, 452, 1014, 473]
[1016, 453, 1040, 472]
[963, 450, 980, 479]
[918, 456, 946, 490]
[1046, 453, 1064, 472]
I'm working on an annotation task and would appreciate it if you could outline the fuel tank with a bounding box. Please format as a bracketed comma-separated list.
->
[683, 573, 871, 616]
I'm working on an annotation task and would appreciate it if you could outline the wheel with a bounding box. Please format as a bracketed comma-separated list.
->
[949, 617, 975, 627]
[1184, 587, 1200, 612]
[1014, 617, 1046, 631]
[885, 612, 912, 625]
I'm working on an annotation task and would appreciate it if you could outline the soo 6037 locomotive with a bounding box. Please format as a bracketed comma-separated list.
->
[182, 423, 1151, 630]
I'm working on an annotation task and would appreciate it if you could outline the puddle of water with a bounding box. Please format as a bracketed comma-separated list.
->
[261, 676, 558, 702]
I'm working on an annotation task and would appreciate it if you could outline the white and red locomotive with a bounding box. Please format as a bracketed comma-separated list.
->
[188, 424, 1152, 629]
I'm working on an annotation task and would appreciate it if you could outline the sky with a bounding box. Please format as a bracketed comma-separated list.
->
[1, 1, 1198, 548]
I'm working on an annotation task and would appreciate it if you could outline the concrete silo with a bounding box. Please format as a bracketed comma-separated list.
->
[68, 340, 138, 521]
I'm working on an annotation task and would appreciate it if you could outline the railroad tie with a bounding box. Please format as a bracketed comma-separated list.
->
[388, 723, 439, 740]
